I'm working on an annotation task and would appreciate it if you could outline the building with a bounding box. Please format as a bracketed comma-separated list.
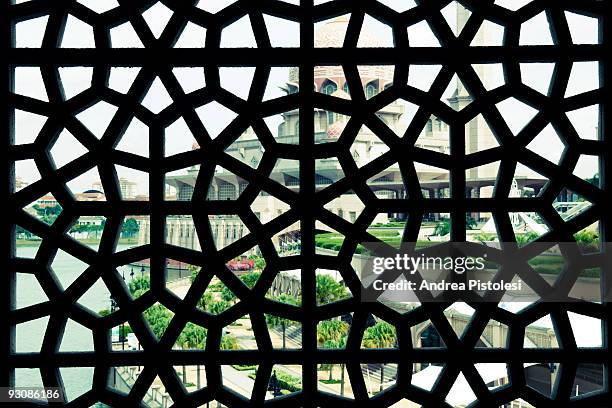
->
[69, 215, 105, 239]
[35, 194, 59, 208]
[93, 177, 138, 200]
[139, 11, 547, 252]
[15, 177, 29, 191]
[75, 189, 105, 201]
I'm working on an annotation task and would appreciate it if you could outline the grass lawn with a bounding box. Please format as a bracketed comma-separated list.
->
[316, 233, 600, 278]
[16, 237, 139, 247]
[315, 231, 438, 254]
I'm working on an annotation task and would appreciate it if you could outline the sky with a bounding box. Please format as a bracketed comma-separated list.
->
[12, 1, 601, 195]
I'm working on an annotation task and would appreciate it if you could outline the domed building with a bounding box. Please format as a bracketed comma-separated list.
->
[144, 15, 547, 252]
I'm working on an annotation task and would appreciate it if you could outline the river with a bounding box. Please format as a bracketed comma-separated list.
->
[14, 243, 136, 405]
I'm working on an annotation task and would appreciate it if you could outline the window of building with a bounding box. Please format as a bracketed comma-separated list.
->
[365, 82, 378, 98]
[321, 80, 338, 95]
[178, 184, 194, 201]
[218, 182, 237, 200]
[343, 82, 350, 95]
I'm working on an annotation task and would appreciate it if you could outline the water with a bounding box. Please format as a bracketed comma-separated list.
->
[14, 244, 134, 404]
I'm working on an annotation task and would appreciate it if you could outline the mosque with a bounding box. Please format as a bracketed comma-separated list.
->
[138, 14, 547, 252]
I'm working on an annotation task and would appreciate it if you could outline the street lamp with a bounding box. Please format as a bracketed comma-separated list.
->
[141, 264, 145, 279]
[110, 296, 125, 351]
[130, 267, 135, 281]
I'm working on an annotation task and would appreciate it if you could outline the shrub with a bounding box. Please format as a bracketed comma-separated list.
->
[128, 275, 150, 295]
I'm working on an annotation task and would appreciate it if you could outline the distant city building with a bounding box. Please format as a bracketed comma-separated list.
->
[75, 215, 104, 227]
[75, 189, 105, 201]
[132, 194, 150, 201]
[93, 177, 138, 200]
[70, 215, 105, 239]
[35, 194, 59, 208]
[15, 177, 28, 190]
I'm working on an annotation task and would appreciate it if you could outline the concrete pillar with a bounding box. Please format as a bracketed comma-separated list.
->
[491, 321, 505, 348]
[138, 218, 150, 245]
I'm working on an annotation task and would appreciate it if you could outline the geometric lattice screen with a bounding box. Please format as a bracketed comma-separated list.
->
[7, 0, 609, 406]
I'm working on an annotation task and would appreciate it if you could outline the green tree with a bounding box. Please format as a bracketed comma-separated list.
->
[207, 299, 231, 315]
[317, 320, 349, 381]
[240, 272, 261, 289]
[16, 225, 33, 239]
[197, 292, 213, 311]
[248, 254, 266, 270]
[92, 220, 105, 238]
[361, 321, 397, 393]
[574, 229, 599, 253]
[585, 173, 599, 187]
[317, 320, 349, 346]
[465, 215, 477, 230]
[189, 264, 201, 282]
[122, 218, 140, 238]
[265, 294, 298, 348]
[220, 285, 236, 303]
[69, 223, 87, 234]
[220, 334, 239, 350]
[178, 323, 207, 349]
[143, 304, 173, 339]
[195, 291, 231, 315]
[361, 322, 397, 349]
[132, 288, 147, 299]
[129, 275, 150, 295]
[314, 275, 350, 306]
[220, 272, 261, 304]
[178, 323, 207, 388]
[321, 336, 348, 394]
[433, 220, 450, 236]
[34, 205, 62, 225]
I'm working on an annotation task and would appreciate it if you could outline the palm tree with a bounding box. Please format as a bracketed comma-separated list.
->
[315, 275, 350, 306]
[317, 320, 349, 346]
[178, 323, 207, 389]
[266, 294, 298, 348]
[220, 334, 239, 350]
[324, 336, 348, 396]
[361, 321, 397, 392]
[220, 272, 262, 304]
[317, 320, 349, 381]
[361, 321, 396, 348]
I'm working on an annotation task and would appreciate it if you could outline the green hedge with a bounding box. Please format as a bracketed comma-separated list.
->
[232, 365, 257, 371]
